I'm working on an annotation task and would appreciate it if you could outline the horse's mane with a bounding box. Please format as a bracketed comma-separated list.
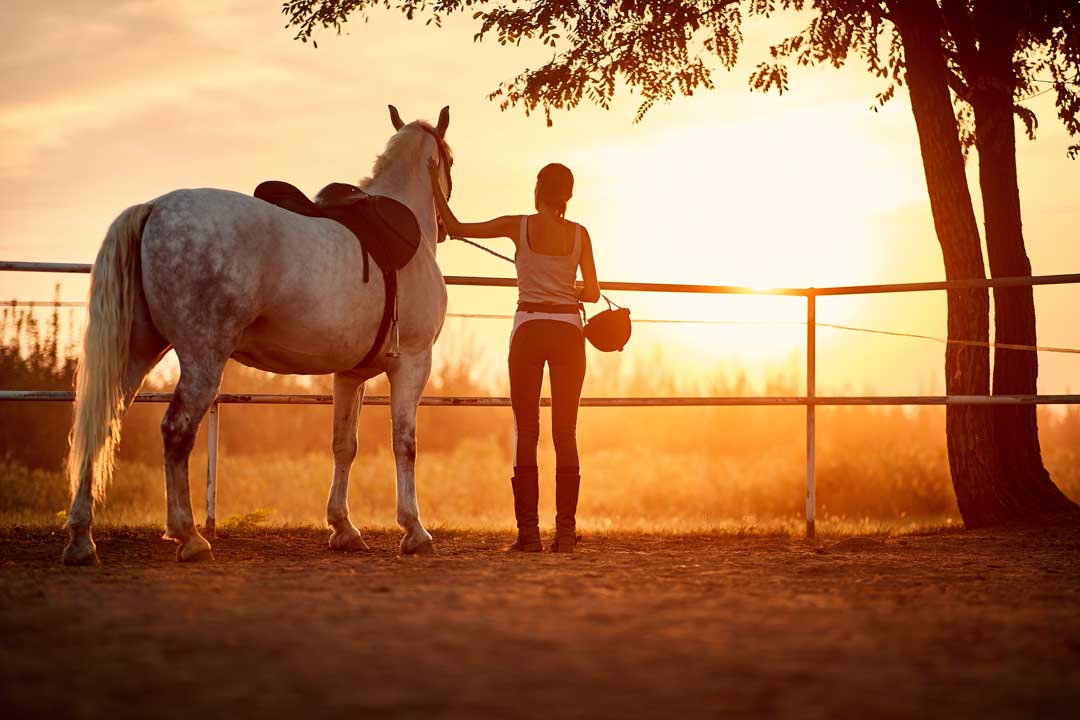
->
[358, 120, 453, 190]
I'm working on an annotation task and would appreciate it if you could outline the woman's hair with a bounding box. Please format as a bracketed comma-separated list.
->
[535, 163, 574, 217]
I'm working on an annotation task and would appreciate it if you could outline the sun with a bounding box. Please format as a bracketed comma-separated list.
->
[598, 114, 901, 289]
[570, 104, 928, 381]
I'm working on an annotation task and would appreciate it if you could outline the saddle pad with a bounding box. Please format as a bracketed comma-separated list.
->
[254, 180, 421, 273]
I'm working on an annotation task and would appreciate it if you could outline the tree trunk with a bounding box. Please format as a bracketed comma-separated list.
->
[889, 0, 999, 526]
[969, 8, 1080, 523]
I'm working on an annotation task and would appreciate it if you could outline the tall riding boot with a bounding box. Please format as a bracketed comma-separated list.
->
[551, 468, 580, 553]
[509, 467, 542, 552]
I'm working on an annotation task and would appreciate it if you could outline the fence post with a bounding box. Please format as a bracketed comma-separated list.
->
[806, 292, 816, 539]
[205, 400, 219, 538]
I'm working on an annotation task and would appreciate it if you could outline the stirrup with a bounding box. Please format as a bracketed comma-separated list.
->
[385, 283, 402, 359]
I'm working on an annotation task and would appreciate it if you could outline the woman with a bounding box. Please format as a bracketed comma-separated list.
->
[429, 160, 600, 552]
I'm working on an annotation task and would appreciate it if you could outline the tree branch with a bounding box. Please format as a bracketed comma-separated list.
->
[940, 0, 979, 75]
[947, 68, 973, 101]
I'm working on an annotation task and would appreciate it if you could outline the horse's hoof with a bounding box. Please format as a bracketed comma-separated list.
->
[329, 528, 370, 552]
[62, 543, 101, 567]
[177, 546, 215, 563]
[401, 538, 436, 556]
[176, 535, 215, 563]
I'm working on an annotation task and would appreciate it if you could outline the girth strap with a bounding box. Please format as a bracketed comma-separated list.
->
[354, 269, 397, 370]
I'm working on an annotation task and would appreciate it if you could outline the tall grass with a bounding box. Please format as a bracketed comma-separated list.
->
[5, 439, 1077, 530]
[3, 299, 1079, 529]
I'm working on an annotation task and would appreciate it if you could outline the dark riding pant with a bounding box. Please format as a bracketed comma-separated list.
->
[508, 320, 586, 473]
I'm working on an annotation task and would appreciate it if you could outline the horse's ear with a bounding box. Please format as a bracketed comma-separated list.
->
[435, 106, 450, 138]
[389, 105, 405, 131]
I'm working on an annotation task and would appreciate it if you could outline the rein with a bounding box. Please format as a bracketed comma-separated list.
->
[417, 124, 453, 243]
[418, 126, 452, 200]
[450, 234, 621, 311]
[453, 236, 515, 264]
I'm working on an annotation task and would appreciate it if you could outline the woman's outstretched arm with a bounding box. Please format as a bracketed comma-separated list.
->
[578, 227, 601, 303]
[429, 159, 519, 242]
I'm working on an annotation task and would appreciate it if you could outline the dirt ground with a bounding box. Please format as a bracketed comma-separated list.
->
[1, 525, 1078, 720]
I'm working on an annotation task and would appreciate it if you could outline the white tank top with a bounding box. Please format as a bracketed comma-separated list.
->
[511, 215, 583, 341]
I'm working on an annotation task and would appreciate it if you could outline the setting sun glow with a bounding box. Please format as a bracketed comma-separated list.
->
[1, 3, 1076, 397]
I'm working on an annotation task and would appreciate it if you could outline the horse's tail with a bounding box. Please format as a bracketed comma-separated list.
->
[67, 203, 154, 504]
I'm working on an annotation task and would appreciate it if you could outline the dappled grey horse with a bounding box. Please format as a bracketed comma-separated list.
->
[63, 106, 452, 565]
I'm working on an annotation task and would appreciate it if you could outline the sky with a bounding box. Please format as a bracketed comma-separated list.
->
[1, 0, 1077, 396]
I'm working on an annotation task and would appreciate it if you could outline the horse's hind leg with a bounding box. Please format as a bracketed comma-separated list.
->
[64, 306, 169, 566]
[327, 371, 369, 552]
[388, 352, 435, 555]
[161, 353, 227, 562]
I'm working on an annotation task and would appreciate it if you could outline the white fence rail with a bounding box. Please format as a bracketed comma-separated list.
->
[4, 260, 1080, 538]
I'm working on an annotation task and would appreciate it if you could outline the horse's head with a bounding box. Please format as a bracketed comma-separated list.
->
[389, 105, 453, 244]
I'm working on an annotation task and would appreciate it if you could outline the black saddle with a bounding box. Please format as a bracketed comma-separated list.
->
[254, 180, 420, 282]
[254, 180, 417, 370]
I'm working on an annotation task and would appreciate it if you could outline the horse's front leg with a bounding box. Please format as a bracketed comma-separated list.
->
[388, 352, 435, 555]
[327, 372, 369, 552]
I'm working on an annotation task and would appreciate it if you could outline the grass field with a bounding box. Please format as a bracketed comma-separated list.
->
[6, 306, 1080, 534]
[0, 444, 950, 532]
[5, 439, 1080, 534]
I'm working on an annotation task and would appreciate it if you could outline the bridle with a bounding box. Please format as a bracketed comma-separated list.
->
[417, 124, 452, 243]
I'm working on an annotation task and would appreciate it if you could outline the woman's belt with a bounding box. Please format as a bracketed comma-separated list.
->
[517, 302, 581, 315]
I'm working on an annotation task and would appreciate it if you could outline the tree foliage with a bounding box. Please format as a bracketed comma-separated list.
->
[286, 1, 768, 123]
[745, 1, 1080, 157]
[282, 0, 1080, 154]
